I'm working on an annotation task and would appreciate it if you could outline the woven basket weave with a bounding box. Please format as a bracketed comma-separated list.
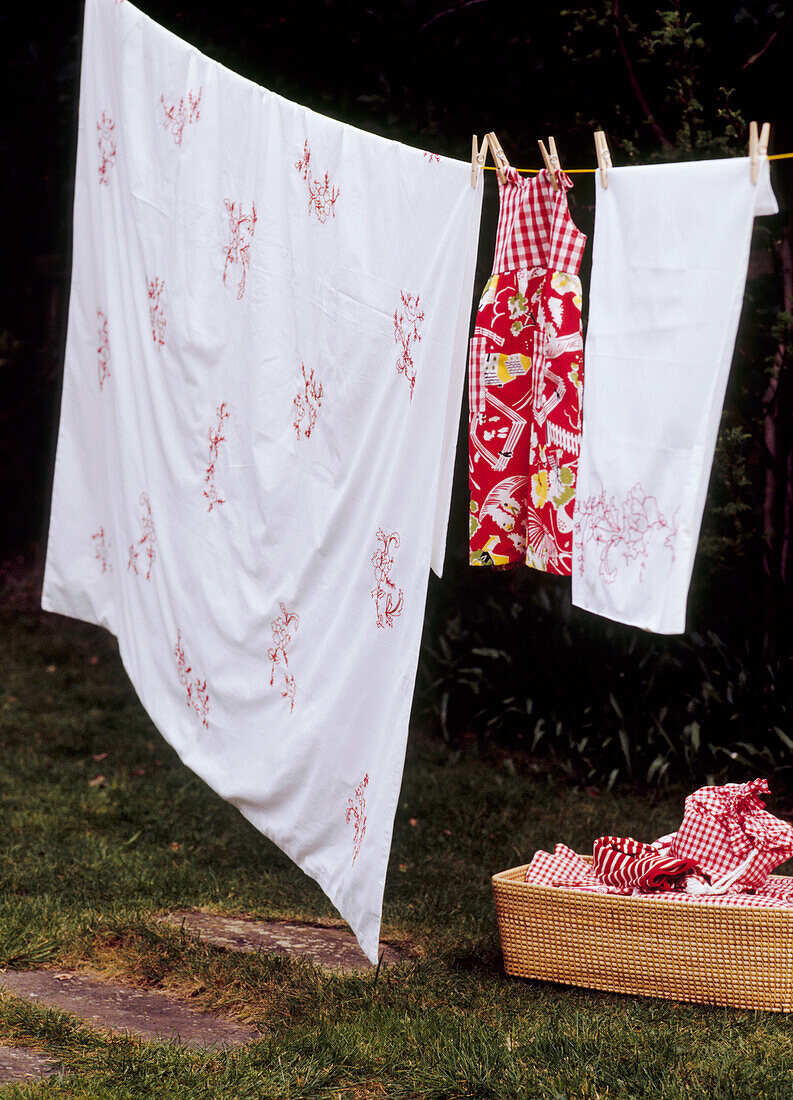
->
[492, 862, 793, 1011]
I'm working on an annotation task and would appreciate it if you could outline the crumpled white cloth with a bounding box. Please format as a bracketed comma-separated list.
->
[42, 0, 483, 962]
[572, 156, 777, 633]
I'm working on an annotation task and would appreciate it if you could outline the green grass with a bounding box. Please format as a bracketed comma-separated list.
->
[0, 581, 792, 1098]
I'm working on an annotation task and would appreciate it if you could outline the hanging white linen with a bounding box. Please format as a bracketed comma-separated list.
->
[42, 0, 483, 962]
[572, 156, 777, 633]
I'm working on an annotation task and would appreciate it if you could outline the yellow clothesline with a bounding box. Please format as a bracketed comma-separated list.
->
[484, 151, 793, 176]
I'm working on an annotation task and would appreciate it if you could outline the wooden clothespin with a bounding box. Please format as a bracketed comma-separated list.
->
[749, 121, 771, 184]
[538, 136, 561, 190]
[487, 132, 510, 185]
[470, 135, 489, 188]
[594, 130, 612, 189]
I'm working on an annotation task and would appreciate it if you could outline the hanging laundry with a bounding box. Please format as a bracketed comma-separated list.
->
[572, 155, 777, 632]
[468, 167, 586, 573]
[41, 0, 483, 963]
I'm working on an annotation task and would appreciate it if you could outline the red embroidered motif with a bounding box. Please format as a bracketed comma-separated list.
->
[97, 112, 116, 185]
[268, 602, 300, 711]
[371, 528, 404, 629]
[423, 152, 441, 163]
[223, 201, 257, 300]
[345, 773, 368, 864]
[294, 140, 340, 223]
[293, 363, 323, 440]
[147, 277, 166, 347]
[160, 88, 202, 145]
[97, 309, 110, 391]
[91, 528, 112, 573]
[127, 493, 156, 580]
[574, 482, 678, 583]
[174, 630, 210, 728]
[393, 291, 425, 401]
[204, 402, 229, 511]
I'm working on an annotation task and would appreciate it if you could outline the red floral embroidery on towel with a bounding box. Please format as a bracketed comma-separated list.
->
[423, 152, 440, 163]
[293, 363, 323, 440]
[174, 630, 210, 728]
[204, 402, 229, 511]
[91, 528, 112, 573]
[294, 140, 340, 223]
[147, 277, 166, 347]
[97, 112, 116, 185]
[223, 201, 257, 300]
[371, 528, 404, 629]
[345, 773, 368, 864]
[127, 493, 156, 580]
[268, 602, 300, 712]
[97, 310, 110, 390]
[393, 291, 425, 401]
[160, 87, 202, 145]
[574, 482, 678, 583]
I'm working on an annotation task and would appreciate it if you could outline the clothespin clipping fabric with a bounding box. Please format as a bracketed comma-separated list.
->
[538, 136, 560, 190]
[487, 132, 509, 185]
[593, 130, 611, 189]
[470, 134, 489, 188]
[750, 121, 771, 184]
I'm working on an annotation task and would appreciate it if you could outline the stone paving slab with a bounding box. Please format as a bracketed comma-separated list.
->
[159, 912, 402, 972]
[0, 1045, 61, 1085]
[0, 971, 257, 1050]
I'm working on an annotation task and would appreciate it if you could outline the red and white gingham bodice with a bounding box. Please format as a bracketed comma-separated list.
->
[492, 166, 586, 276]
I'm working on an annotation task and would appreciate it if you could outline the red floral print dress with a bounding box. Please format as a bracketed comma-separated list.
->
[468, 167, 586, 574]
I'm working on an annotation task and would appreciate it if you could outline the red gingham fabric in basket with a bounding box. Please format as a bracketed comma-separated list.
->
[523, 845, 793, 908]
[669, 779, 793, 888]
[592, 836, 700, 891]
[524, 844, 605, 890]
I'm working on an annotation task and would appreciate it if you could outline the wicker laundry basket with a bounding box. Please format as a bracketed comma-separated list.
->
[492, 862, 793, 1011]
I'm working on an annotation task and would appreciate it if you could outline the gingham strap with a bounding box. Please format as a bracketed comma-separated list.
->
[493, 167, 586, 277]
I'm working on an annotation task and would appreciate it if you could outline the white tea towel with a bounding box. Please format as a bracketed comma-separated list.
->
[572, 156, 777, 633]
[42, 0, 483, 962]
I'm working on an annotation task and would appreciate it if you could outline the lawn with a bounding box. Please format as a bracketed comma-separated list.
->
[0, 565, 792, 1098]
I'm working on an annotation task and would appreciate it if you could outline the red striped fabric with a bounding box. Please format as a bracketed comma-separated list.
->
[593, 835, 700, 891]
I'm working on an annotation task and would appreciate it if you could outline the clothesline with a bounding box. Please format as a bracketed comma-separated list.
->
[483, 150, 793, 176]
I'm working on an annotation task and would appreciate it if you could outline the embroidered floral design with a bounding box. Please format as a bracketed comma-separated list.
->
[147, 277, 166, 347]
[160, 88, 202, 145]
[293, 363, 323, 440]
[223, 201, 257, 300]
[575, 482, 678, 583]
[97, 309, 110, 390]
[268, 602, 300, 712]
[294, 140, 340, 223]
[127, 492, 156, 580]
[97, 112, 116, 185]
[91, 528, 112, 573]
[393, 291, 425, 401]
[345, 773, 369, 864]
[174, 630, 210, 728]
[204, 402, 229, 511]
[371, 528, 404, 629]
[423, 152, 441, 163]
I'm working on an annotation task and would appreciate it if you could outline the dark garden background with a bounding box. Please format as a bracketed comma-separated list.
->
[3, 0, 793, 794]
